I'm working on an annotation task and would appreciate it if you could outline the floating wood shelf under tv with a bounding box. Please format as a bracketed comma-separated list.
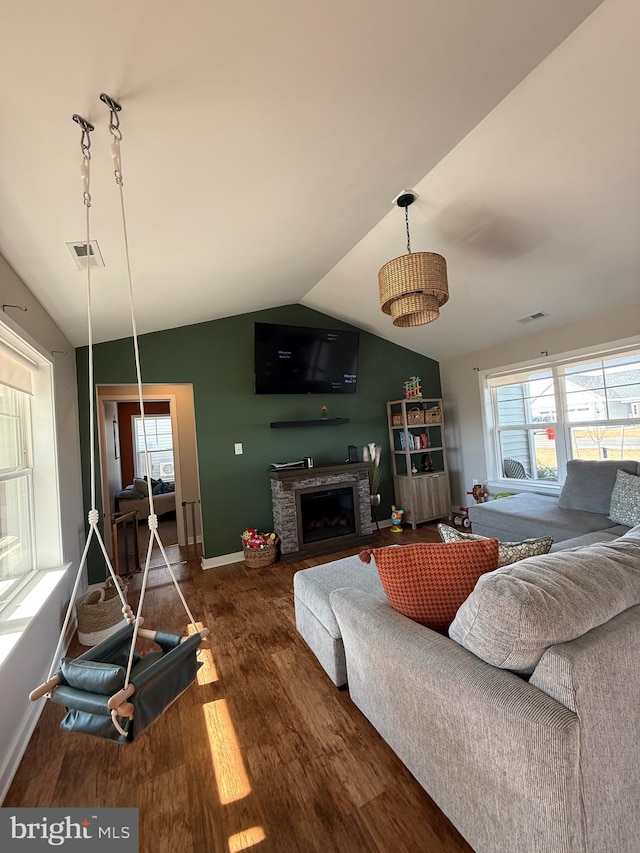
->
[270, 418, 350, 428]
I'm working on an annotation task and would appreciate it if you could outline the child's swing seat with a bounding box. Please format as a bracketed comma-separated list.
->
[49, 624, 203, 743]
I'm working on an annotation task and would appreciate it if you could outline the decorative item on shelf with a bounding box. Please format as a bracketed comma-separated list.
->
[421, 453, 434, 472]
[379, 191, 449, 327]
[363, 443, 383, 505]
[424, 407, 442, 424]
[411, 463, 418, 474]
[320, 405, 328, 420]
[403, 375, 422, 398]
[241, 528, 279, 568]
[390, 505, 405, 532]
[391, 412, 403, 426]
[407, 406, 425, 425]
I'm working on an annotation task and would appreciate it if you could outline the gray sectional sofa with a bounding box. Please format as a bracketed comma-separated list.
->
[467, 459, 638, 548]
[293, 461, 640, 851]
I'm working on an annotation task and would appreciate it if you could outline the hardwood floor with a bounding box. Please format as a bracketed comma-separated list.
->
[5, 523, 472, 853]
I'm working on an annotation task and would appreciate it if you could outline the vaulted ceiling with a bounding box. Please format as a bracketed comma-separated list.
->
[1, 0, 636, 361]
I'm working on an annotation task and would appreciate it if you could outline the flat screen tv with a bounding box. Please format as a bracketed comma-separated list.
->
[254, 322, 359, 394]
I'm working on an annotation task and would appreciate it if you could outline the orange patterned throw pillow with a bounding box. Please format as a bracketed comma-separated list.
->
[359, 540, 499, 632]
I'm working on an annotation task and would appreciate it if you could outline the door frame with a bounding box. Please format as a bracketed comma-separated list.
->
[96, 383, 203, 557]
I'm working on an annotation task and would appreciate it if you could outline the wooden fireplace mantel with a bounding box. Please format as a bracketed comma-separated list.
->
[269, 462, 370, 485]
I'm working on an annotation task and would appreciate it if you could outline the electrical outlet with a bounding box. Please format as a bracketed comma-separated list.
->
[234, 443, 243, 455]
[472, 478, 479, 485]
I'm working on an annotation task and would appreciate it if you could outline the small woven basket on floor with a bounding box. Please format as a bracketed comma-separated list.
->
[242, 539, 279, 568]
[76, 576, 128, 646]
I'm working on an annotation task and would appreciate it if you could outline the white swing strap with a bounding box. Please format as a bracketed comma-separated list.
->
[100, 95, 200, 693]
[43, 119, 131, 686]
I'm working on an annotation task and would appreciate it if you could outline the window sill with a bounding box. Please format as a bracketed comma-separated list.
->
[0, 564, 71, 666]
[487, 479, 562, 498]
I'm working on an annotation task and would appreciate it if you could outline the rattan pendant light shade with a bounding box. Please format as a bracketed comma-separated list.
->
[378, 192, 449, 327]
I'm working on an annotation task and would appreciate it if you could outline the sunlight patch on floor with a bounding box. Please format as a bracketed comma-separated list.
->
[203, 699, 250, 804]
[227, 826, 266, 851]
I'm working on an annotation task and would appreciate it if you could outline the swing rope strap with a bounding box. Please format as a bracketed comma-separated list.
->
[100, 95, 200, 691]
[46, 119, 131, 682]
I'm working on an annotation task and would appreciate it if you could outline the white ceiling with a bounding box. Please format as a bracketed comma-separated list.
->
[1, 0, 635, 362]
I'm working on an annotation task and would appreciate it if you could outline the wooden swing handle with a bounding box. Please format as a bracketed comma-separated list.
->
[113, 701, 135, 719]
[29, 675, 61, 701]
[108, 682, 136, 710]
[137, 626, 210, 647]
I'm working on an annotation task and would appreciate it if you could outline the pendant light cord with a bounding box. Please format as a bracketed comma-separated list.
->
[405, 205, 412, 254]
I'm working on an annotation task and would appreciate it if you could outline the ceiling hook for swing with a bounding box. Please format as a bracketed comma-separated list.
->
[71, 114, 95, 158]
[99, 93, 122, 139]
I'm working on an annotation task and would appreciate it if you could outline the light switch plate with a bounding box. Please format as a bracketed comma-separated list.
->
[234, 443, 243, 455]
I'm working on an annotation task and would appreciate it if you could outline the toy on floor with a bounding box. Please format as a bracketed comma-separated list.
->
[390, 505, 405, 532]
[467, 484, 486, 504]
[452, 507, 471, 528]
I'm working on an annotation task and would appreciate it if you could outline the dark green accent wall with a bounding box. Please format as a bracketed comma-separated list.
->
[77, 304, 440, 580]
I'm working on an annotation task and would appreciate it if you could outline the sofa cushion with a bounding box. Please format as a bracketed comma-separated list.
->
[360, 540, 499, 633]
[293, 555, 385, 639]
[437, 523, 552, 567]
[449, 536, 640, 675]
[467, 492, 617, 543]
[608, 469, 640, 527]
[557, 459, 639, 514]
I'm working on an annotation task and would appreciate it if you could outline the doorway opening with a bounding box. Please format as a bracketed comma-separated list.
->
[97, 384, 203, 568]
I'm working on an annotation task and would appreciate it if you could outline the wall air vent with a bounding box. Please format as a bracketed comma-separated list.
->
[66, 240, 105, 271]
[518, 311, 548, 324]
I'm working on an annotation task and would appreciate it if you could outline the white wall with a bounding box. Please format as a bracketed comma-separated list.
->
[440, 301, 640, 506]
[0, 254, 83, 801]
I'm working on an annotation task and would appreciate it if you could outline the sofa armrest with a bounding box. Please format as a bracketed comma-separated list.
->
[330, 588, 575, 728]
[330, 588, 583, 853]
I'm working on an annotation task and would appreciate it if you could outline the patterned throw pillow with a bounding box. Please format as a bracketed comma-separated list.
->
[437, 524, 553, 568]
[359, 540, 499, 632]
[608, 470, 640, 527]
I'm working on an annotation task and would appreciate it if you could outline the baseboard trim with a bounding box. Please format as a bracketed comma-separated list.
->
[200, 551, 245, 570]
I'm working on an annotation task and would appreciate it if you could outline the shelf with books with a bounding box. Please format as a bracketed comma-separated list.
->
[386, 398, 450, 529]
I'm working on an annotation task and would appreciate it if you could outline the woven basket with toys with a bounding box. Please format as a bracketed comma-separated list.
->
[241, 528, 279, 567]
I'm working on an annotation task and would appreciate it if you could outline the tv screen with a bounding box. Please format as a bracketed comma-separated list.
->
[254, 322, 359, 394]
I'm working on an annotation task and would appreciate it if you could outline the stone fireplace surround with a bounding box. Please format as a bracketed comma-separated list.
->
[270, 463, 374, 562]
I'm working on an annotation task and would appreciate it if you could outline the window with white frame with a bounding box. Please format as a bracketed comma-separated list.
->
[483, 346, 640, 486]
[132, 415, 174, 481]
[0, 383, 34, 609]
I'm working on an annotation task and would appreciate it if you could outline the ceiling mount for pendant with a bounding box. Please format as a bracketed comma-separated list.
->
[378, 188, 449, 328]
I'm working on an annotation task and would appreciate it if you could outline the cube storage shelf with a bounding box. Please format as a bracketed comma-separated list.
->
[387, 397, 451, 530]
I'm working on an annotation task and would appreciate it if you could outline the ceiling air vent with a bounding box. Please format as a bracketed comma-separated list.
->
[518, 311, 548, 324]
[66, 240, 105, 271]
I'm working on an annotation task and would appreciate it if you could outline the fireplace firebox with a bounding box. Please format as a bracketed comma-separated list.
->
[299, 486, 356, 544]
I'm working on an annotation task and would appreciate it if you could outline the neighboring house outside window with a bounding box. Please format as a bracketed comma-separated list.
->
[132, 415, 174, 481]
[482, 346, 640, 488]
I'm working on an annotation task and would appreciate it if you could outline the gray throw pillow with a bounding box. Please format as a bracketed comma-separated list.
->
[437, 523, 552, 568]
[133, 477, 149, 497]
[449, 537, 640, 675]
[608, 470, 640, 527]
[557, 459, 639, 514]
